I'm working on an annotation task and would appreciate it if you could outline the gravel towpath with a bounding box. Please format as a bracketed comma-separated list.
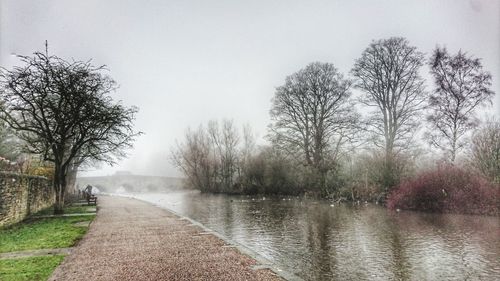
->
[49, 195, 282, 281]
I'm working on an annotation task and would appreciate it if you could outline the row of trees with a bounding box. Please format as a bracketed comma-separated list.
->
[0, 45, 140, 213]
[173, 37, 498, 200]
[172, 119, 311, 195]
[171, 120, 243, 193]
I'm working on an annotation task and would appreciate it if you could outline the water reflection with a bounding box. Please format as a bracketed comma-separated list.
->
[133, 191, 500, 281]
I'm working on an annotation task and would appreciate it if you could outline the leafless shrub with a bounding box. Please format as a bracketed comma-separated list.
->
[471, 119, 500, 183]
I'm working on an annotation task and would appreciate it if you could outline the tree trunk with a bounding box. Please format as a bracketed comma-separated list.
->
[383, 150, 395, 192]
[65, 165, 79, 202]
[450, 133, 457, 163]
[53, 165, 67, 214]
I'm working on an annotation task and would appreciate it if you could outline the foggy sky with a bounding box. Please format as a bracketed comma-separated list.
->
[1, 0, 499, 177]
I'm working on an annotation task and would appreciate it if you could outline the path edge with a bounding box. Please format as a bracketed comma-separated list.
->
[109, 193, 304, 281]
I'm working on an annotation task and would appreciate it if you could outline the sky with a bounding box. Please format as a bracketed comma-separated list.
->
[1, 0, 499, 177]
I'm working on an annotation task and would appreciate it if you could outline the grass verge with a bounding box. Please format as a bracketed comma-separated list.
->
[0, 204, 96, 280]
[34, 205, 96, 216]
[0, 255, 65, 281]
[0, 215, 95, 253]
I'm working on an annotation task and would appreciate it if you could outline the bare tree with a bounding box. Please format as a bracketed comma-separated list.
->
[208, 119, 240, 191]
[427, 47, 495, 162]
[0, 48, 140, 213]
[351, 37, 426, 189]
[171, 126, 215, 191]
[471, 119, 500, 183]
[269, 62, 357, 186]
[239, 124, 256, 178]
[172, 120, 243, 193]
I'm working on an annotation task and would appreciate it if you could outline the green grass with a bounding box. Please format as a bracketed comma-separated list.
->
[33, 205, 96, 216]
[0, 255, 64, 281]
[0, 215, 95, 253]
[0, 205, 95, 281]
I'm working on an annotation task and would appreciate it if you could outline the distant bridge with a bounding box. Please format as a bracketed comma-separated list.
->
[76, 175, 185, 193]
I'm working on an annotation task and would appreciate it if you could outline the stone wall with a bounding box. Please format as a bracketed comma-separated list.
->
[0, 172, 54, 227]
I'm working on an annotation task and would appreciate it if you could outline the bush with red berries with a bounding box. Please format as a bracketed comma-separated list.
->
[387, 165, 499, 216]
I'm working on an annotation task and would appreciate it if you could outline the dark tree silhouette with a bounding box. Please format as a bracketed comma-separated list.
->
[0, 47, 140, 213]
[351, 37, 426, 190]
[270, 62, 358, 189]
[427, 47, 495, 162]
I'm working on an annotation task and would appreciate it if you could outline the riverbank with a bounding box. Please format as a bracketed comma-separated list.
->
[0, 205, 96, 281]
[128, 191, 500, 280]
[49, 195, 284, 281]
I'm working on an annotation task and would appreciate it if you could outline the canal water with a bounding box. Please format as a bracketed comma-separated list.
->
[128, 190, 499, 280]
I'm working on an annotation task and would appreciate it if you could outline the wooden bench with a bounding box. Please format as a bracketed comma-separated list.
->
[84, 191, 97, 205]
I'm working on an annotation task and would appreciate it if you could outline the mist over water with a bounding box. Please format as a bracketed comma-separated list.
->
[126, 190, 500, 280]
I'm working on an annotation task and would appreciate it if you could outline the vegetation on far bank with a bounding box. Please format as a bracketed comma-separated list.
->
[387, 165, 499, 216]
[172, 37, 499, 215]
[0, 255, 65, 281]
